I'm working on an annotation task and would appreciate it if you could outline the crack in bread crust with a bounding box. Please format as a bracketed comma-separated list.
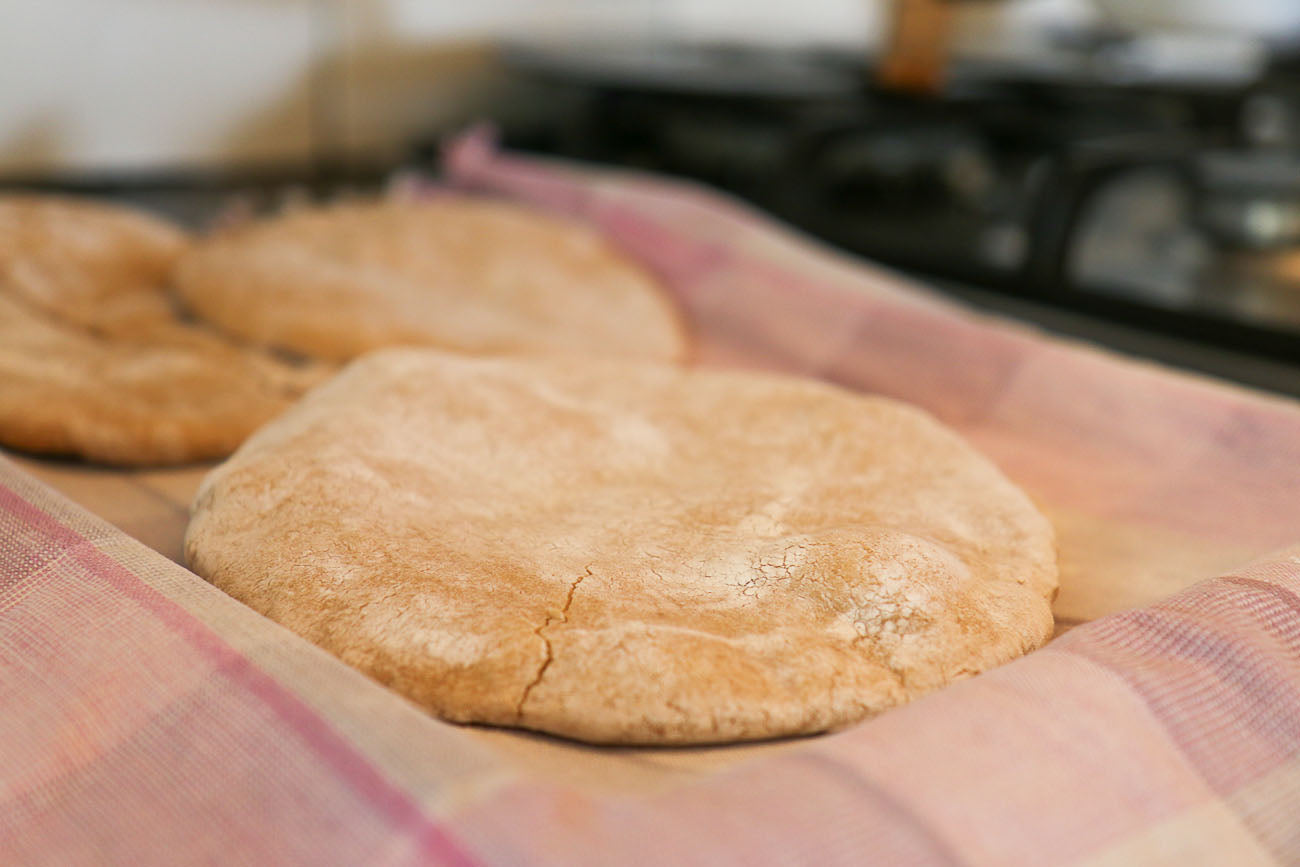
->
[516, 565, 592, 720]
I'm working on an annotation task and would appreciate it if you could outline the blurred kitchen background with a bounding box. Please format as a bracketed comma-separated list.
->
[5, 0, 1300, 393]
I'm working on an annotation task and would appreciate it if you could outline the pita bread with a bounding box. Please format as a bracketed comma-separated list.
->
[186, 349, 1057, 744]
[172, 197, 688, 362]
[0, 196, 327, 465]
[0, 195, 187, 336]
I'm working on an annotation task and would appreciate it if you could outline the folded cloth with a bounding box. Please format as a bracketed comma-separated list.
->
[2, 132, 1299, 865]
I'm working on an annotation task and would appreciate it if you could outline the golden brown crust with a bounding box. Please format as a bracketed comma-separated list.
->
[0, 196, 328, 465]
[173, 197, 689, 363]
[186, 349, 1058, 744]
[0, 195, 188, 335]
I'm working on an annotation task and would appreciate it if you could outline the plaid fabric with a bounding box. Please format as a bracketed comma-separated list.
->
[2, 131, 1299, 865]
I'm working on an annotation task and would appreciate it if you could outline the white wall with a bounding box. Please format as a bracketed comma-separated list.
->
[0, 0, 551, 174]
[0, 0, 317, 173]
[660, 0, 884, 48]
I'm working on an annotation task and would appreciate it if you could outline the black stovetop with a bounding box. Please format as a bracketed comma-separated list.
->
[493, 40, 1300, 373]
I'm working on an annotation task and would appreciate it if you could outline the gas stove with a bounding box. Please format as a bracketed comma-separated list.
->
[495, 39, 1300, 385]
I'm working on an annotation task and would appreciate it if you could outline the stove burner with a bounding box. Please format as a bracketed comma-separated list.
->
[496, 40, 1300, 364]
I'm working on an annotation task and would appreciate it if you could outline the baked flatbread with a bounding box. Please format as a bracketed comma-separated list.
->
[0, 196, 326, 465]
[186, 349, 1057, 744]
[0, 195, 186, 336]
[172, 197, 688, 362]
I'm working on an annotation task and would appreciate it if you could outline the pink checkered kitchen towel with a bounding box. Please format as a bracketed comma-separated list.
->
[3, 131, 1300, 865]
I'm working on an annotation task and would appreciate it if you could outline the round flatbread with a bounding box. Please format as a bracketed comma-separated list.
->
[172, 197, 688, 363]
[185, 349, 1057, 745]
[0, 195, 187, 336]
[0, 296, 324, 464]
[0, 196, 327, 465]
